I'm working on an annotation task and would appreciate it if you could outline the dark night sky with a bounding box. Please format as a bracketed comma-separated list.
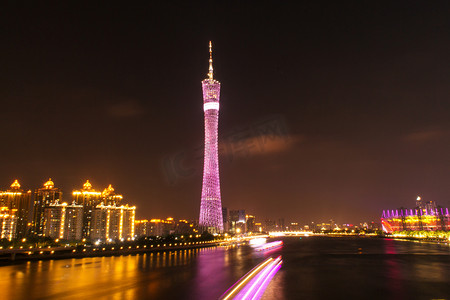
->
[1, 2, 450, 224]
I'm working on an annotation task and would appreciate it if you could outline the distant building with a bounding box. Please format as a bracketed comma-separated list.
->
[135, 218, 181, 237]
[174, 220, 195, 235]
[135, 219, 151, 237]
[246, 215, 256, 232]
[152, 218, 175, 236]
[381, 197, 450, 233]
[263, 219, 276, 232]
[368, 221, 381, 231]
[222, 207, 229, 232]
[0, 180, 32, 238]
[229, 210, 246, 233]
[288, 222, 301, 231]
[32, 179, 62, 236]
[254, 222, 263, 232]
[277, 218, 285, 231]
[147, 219, 166, 236]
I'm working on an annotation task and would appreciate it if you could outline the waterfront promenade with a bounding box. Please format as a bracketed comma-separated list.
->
[0, 240, 221, 264]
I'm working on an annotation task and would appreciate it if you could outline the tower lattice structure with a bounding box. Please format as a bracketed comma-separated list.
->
[199, 41, 224, 233]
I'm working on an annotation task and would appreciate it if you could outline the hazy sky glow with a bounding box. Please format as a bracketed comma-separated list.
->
[1, 2, 450, 223]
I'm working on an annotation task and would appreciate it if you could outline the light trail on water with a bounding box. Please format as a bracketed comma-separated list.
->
[219, 256, 282, 300]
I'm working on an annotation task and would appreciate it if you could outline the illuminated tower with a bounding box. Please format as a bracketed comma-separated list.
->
[199, 41, 224, 233]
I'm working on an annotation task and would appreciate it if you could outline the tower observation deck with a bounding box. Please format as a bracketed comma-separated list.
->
[199, 41, 224, 233]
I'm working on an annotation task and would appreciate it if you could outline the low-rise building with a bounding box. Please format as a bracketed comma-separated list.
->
[381, 197, 450, 233]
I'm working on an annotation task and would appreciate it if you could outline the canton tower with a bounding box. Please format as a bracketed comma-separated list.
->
[199, 41, 224, 233]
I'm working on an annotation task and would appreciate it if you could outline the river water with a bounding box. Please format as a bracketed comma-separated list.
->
[1, 237, 449, 300]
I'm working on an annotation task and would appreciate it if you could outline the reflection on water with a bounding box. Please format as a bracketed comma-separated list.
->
[0, 246, 257, 300]
[1, 238, 450, 300]
[272, 237, 450, 300]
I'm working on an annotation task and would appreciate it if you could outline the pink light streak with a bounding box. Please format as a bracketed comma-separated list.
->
[255, 241, 283, 251]
[252, 260, 282, 300]
[220, 256, 283, 300]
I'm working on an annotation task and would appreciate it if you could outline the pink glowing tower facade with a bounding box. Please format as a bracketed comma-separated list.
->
[199, 41, 224, 233]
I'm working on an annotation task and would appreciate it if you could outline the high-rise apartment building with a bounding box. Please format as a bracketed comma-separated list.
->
[102, 184, 123, 206]
[91, 204, 136, 242]
[0, 180, 32, 238]
[73, 180, 102, 238]
[43, 202, 67, 239]
[0, 207, 17, 240]
[64, 203, 83, 240]
[42, 201, 83, 240]
[32, 178, 62, 236]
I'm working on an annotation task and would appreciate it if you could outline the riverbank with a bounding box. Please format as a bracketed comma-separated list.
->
[320, 232, 450, 245]
[389, 236, 450, 245]
[0, 240, 221, 266]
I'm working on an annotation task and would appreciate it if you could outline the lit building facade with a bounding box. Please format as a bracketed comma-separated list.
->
[73, 180, 102, 238]
[0, 207, 17, 240]
[134, 218, 176, 237]
[0, 180, 32, 238]
[64, 203, 83, 240]
[90, 204, 136, 242]
[43, 202, 83, 240]
[43, 202, 67, 239]
[199, 41, 224, 233]
[32, 179, 62, 236]
[102, 184, 123, 206]
[90, 206, 107, 241]
[135, 219, 151, 237]
[381, 197, 450, 233]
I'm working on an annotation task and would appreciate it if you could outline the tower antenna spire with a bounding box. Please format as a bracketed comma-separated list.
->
[208, 41, 214, 80]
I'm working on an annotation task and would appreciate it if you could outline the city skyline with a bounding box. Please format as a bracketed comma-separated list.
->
[1, 2, 450, 223]
[0, 176, 427, 226]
